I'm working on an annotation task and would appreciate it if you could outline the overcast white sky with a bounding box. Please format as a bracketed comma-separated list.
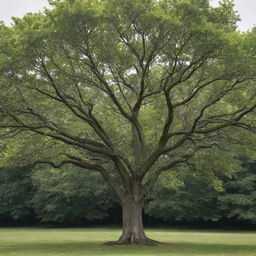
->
[211, 0, 256, 31]
[0, 0, 255, 31]
[0, 0, 50, 24]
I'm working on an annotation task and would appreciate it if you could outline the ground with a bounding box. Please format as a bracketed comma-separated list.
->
[0, 228, 256, 255]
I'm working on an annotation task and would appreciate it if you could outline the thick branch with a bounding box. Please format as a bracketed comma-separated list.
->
[142, 142, 218, 195]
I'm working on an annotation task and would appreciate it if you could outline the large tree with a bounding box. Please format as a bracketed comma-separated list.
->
[1, 0, 256, 244]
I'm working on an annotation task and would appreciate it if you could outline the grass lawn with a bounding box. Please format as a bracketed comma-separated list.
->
[0, 228, 256, 256]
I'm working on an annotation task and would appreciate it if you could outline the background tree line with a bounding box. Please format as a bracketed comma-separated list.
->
[1, 158, 256, 227]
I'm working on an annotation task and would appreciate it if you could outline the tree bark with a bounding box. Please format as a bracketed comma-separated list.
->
[118, 198, 146, 244]
[105, 192, 159, 245]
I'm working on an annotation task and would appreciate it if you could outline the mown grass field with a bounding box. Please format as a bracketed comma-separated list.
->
[0, 228, 256, 256]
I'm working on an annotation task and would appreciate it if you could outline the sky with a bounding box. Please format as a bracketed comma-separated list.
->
[0, 0, 256, 31]
[0, 0, 50, 24]
[211, 0, 256, 31]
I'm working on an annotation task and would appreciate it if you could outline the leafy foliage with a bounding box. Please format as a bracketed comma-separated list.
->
[32, 166, 117, 223]
[0, 166, 34, 221]
[219, 161, 256, 223]
[145, 171, 221, 223]
[1, 0, 256, 195]
[1, 160, 256, 225]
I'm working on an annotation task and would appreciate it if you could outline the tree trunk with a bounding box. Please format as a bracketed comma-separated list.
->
[118, 198, 146, 244]
[105, 194, 159, 245]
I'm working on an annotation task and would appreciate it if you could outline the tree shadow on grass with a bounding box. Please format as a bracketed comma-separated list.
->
[1, 241, 256, 255]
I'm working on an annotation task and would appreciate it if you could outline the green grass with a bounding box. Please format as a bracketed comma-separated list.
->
[0, 228, 256, 255]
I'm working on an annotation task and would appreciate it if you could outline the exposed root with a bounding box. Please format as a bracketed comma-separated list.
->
[143, 238, 162, 246]
[103, 241, 125, 246]
[103, 237, 162, 246]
